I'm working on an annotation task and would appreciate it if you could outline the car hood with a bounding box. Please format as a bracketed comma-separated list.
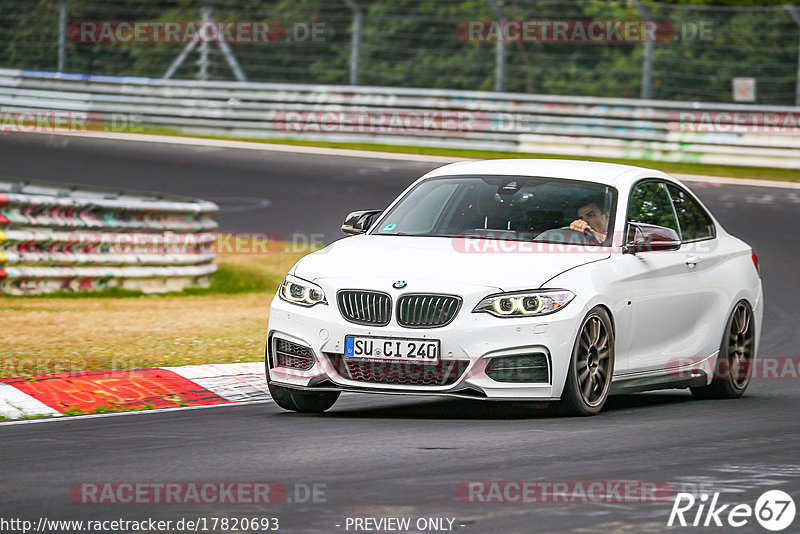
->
[293, 235, 609, 291]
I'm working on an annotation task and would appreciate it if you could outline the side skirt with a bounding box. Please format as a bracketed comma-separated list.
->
[609, 352, 718, 394]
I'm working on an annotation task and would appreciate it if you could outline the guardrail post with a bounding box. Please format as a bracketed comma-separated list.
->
[632, 0, 654, 100]
[343, 0, 362, 85]
[786, 5, 800, 106]
[58, 0, 68, 72]
[487, 0, 505, 92]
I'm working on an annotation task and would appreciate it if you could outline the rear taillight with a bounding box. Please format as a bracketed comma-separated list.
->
[752, 253, 760, 275]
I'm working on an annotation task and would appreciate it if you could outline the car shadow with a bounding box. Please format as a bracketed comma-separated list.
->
[602, 392, 697, 412]
[278, 390, 700, 420]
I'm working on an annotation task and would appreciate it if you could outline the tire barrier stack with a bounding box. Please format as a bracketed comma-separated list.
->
[0, 68, 799, 169]
[0, 179, 218, 295]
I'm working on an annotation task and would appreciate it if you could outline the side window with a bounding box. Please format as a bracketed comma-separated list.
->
[388, 182, 459, 234]
[666, 184, 715, 241]
[627, 181, 680, 234]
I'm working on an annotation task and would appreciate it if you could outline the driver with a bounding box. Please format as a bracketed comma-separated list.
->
[569, 196, 609, 242]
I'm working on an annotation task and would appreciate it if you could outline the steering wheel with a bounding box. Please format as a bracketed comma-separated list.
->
[534, 226, 596, 245]
[565, 225, 602, 244]
[581, 227, 601, 244]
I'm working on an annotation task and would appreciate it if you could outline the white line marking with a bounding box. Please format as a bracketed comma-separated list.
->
[0, 383, 61, 419]
[674, 173, 800, 190]
[0, 399, 272, 427]
[162, 363, 271, 403]
[28, 130, 464, 163]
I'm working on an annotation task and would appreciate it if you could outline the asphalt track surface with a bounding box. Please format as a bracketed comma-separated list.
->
[1, 133, 799, 534]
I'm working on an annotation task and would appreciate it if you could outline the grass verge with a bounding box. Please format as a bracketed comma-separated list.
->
[1, 248, 307, 376]
[133, 126, 799, 182]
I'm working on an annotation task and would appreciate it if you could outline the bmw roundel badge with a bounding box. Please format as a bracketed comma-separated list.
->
[392, 280, 407, 289]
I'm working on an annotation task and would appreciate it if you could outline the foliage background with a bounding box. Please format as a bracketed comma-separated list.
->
[0, 0, 798, 104]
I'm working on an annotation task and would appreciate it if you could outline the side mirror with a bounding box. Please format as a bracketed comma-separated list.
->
[623, 222, 681, 254]
[341, 209, 382, 235]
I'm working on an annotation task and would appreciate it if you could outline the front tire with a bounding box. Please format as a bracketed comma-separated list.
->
[267, 375, 340, 413]
[691, 301, 755, 400]
[555, 307, 615, 416]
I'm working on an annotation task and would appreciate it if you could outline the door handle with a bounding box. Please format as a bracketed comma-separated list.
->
[685, 255, 701, 267]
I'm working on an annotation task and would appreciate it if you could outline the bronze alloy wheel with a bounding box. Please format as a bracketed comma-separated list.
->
[576, 314, 613, 407]
[558, 307, 615, 416]
[692, 301, 756, 399]
[728, 303, 755, 389]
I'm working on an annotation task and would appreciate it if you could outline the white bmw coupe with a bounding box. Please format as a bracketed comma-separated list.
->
[265, 160, 762, 415]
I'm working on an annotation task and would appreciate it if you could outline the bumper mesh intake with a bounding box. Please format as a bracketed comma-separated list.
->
[327, 354, 469, 386]
[485, 353, 549, 383]
[273, 338, 315, 371]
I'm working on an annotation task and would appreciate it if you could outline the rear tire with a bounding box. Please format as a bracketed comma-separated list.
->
[555, 307, 615, 416]
[691, 301, 754, 400]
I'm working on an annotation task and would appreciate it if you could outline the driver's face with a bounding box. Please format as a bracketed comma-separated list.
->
[577, 203, 609, 233]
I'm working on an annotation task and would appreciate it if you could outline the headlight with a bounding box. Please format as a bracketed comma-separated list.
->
[473, 289, 575, 317]
[279, 274, 327, 307]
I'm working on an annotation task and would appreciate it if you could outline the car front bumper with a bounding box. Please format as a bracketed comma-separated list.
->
[266, 291, 588, 401]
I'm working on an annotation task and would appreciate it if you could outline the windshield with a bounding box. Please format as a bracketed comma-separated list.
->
[370, 175, 617, 246]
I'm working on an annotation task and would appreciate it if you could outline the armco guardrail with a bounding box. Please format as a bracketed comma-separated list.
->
[0, 179, 218, 295]
[0, 69, 799, 168]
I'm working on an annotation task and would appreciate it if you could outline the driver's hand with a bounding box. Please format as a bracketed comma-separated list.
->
[570, 219, 605, 241]
[570, 219, 591, 233]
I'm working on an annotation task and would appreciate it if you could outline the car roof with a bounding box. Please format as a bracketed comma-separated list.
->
[422, 159, 674, 189]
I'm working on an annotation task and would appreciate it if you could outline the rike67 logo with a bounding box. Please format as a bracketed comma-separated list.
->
[668, 490, 796, 531]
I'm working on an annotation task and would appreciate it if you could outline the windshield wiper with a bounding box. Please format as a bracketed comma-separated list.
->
[384, 232, 539, 241]
[383, 232, 465, 238]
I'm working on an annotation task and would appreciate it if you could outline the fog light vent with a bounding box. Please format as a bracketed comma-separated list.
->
[274, 338, 315, 371]
[486, 353, 549, 383]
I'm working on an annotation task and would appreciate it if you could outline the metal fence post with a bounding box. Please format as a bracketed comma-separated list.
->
[197, 6, 211, 81]
[164, 5, 246, 81]
[786, 5, 800, 107]
[343, 0, 362, 85]
[487, 0, 505, 92]
[58, 0, 68, 72]
[494, 39, 505, 92]
[632, 0, 654, 100]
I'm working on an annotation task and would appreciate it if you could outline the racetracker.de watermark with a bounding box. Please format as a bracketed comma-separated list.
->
[457, 481, 675, 503]
[69, 482, 326, 505]
[668, 111, 800, 134]
[68, 21, 327, 44]
[457, 19, 677, 43]
[667, 356, 800, 381]
[70, 482, 285, 504]
[49, 232, 325, 255]
[0, 110, 142, 133]
[449, 230, 713, 254]
[273, 110, 490, 136]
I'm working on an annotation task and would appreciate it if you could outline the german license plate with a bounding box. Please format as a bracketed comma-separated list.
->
[345, 335, 440, 364]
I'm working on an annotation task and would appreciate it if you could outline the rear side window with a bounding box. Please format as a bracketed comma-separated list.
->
[666, 184, 715, 241]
